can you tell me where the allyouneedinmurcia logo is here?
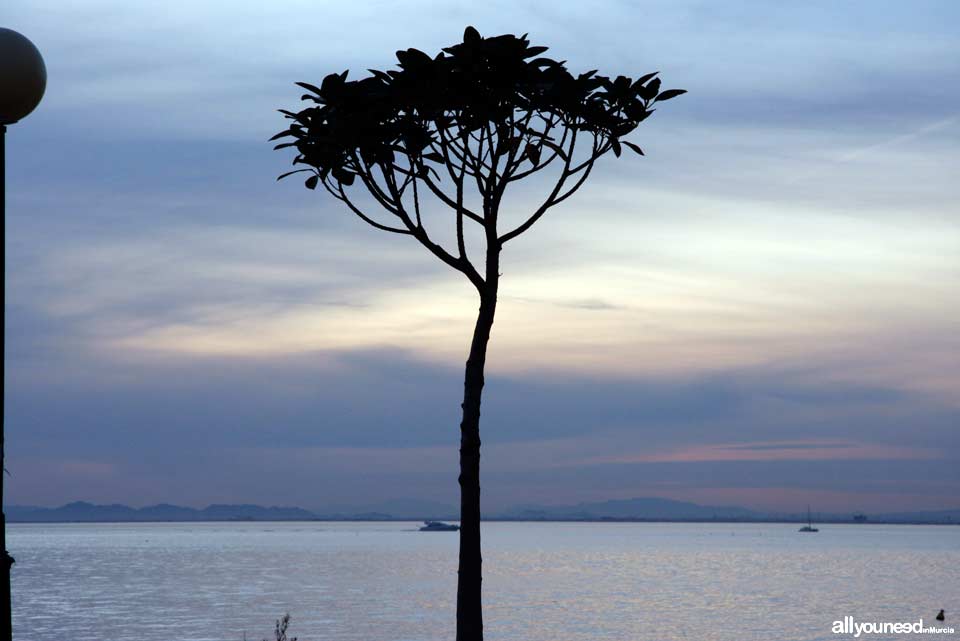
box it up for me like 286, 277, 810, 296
832, 616, 955, 637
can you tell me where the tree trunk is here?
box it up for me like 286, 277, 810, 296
455, 269, 498, 641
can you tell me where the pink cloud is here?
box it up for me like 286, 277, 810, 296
579, 440, 942, 465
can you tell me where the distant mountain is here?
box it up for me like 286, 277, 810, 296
6, 499, 958, 524
136, 503, 199, 520
317, 498, 458, 520
857, 509, 960, 524
8, 502, 138, 522
499, 497, 760, 521
766, 508, 960, 524
6, 499, 453, 523
6, 502, 317, 523
200, 504, 316, 521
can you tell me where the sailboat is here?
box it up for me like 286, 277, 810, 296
799, 506, 819, 532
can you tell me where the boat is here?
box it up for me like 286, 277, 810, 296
799, 506, 819, 532
419, 520, 459, 532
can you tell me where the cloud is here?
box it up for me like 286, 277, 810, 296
579, 441, 942, 464
2, 0, 957, 512
6, 345, 958, 510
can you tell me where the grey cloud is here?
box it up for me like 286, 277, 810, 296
488, 458, 960, 503
719, 442, 856, 452
6, 346, 957, 495
4, 0, 958, 512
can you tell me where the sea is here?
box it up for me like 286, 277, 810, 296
8, 521, 959, 641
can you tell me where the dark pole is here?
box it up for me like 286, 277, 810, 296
0, 28, 47, 639
1, 121, 12, 641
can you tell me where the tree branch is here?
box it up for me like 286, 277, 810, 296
421, 175, 485, 225
498, 127, 581, 244
376, 157, 485, 289
454, 154, 486, 291
507, 122, 569, 182
323, 178, 412, 235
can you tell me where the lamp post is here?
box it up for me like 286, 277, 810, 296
0, 27, 46, 641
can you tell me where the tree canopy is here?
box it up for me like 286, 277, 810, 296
272, 26, 684, 288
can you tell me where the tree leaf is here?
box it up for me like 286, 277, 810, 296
305, 175, 319, 190
641, 77, 661, 100
610, 139, 622, 157
655, 89, 687, 101
541, 140, 568, 161
277, 169, 312, 181
525, 143, 541, 165
295, 81, 323, 95
631, 72, 658, 90
622, 141, 644, 156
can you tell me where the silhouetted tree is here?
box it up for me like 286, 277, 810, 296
272, 26, 683, 641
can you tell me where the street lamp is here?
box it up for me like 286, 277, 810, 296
0, 27, 46, 641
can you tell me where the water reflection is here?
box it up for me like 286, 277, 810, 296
9, 522, 959, 641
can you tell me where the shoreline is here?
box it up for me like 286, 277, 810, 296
8, 517, 958, 526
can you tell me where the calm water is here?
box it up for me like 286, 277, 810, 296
8, 521, 959, 641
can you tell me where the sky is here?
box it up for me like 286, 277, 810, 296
3, 0, 958, 514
